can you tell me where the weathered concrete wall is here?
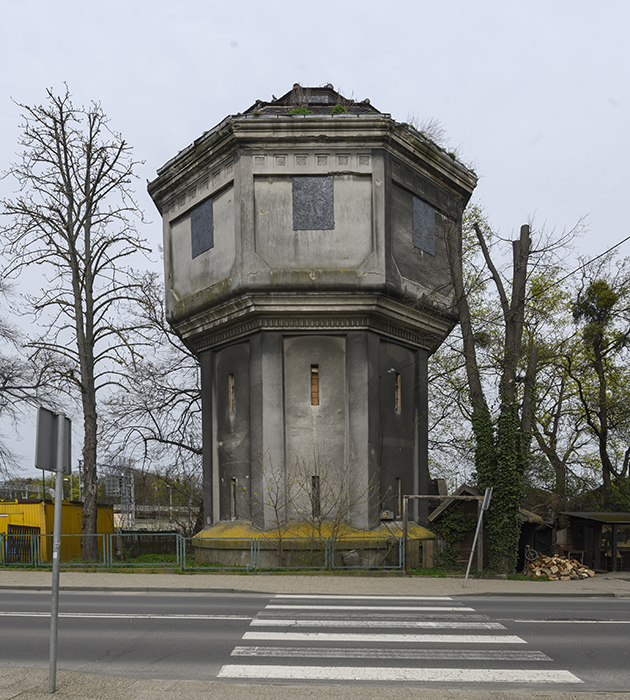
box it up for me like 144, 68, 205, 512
214, 342, 251, 521
254, 175, 373, 270
199, 330, 430, 531
378, 341, 417, 518
283, 335, 347, 523
169, 184, 235, 300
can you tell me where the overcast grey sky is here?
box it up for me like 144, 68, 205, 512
1, 0, 628, 476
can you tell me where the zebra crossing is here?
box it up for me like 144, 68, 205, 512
218, 594, 583, 685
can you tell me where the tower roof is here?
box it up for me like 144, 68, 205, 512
244, 84, 380, 116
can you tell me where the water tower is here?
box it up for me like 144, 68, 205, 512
148, 85, 476, 538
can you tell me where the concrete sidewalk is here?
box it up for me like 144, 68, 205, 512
3, 668, 630, 700
2, 567, 630, 596
3, 568, 630, 699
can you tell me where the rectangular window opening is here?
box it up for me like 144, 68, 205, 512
412, 195, 436, 256
395, 372, 402, 413
396, 478, 402, 519
228, 374, 235, 416
293, 176, 334, 231
191, 196, 214, 258
311, 475, 321, 521
230, 478, 237, 521
311, 365, 320, 406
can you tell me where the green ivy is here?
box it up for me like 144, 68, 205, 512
471, 401, 525, 572
288, 107, 313, 115
331, 104, 348, 114
433, 509, 476, 569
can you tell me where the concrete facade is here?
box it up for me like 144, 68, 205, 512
148, 86, 477, 533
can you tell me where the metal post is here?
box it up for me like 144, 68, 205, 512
463, 488, 492, 589
402, 495, 408, 574
49, 416, 65, 694
476, 498, 483, 572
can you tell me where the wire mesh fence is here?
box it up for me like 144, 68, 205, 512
256, 537, 329, 570
0, 532, 405, 571
38, 533, 109, 567
330, 536, 403, 570
182, 537, 255, 571
110, 532, 181, 567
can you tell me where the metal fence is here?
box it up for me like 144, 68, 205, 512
110, 532, 182, 568
0, 532, 404, 571
1, 527, 40, 566
256, 537, 329, 570
330, 536, 403, 570
181, 537, 255, 571
38, 533, 110, 567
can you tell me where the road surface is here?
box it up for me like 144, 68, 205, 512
1, 590, 628, 691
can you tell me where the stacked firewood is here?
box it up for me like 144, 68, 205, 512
526, 554, 596, 580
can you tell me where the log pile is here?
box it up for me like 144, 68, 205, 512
526, 554, 596, 580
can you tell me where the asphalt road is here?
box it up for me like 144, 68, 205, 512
1, 590, 629, 692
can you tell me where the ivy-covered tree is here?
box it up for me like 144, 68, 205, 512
443, 210, 580, 571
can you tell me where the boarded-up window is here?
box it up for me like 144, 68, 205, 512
312, 475, 321, 520
191, 197, 214, 258
230, 478, 237, 520
311, 365, 320, 406
413, 196, 436, 255
293, 176, 334, 230
228, 374, 235, 416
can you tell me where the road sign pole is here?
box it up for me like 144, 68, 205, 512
48, 416, 65, 694
463, 487, 493, 589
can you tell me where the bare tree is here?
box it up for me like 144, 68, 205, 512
0, 281, 59, 477
102, 272, 202, 468
1, 87, 149, 559
102, 272, 203, 531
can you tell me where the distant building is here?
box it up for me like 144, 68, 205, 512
148, 85, 476, 535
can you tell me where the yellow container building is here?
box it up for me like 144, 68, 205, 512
0, 500, 114, 563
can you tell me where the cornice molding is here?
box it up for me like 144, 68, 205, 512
171, 293, 457, 354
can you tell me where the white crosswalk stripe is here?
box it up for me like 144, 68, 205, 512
266, 604, 475, 612
249, 618, 505, 629
231, 646, 553, 661
219, 664, 581, 683
243, 631, 526, 644
218, 594, 584, 685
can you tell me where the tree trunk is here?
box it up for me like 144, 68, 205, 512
81, 398, 98, 561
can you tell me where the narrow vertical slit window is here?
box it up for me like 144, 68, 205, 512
228, 374, 235, 416
311, 475, 321, 520
395, 372, 402, 413
396, 477, 402, 519
311, 365, 320, 406
230, 478, 237, 520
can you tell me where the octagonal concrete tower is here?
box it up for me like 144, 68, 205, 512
148, 85, 477, 533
